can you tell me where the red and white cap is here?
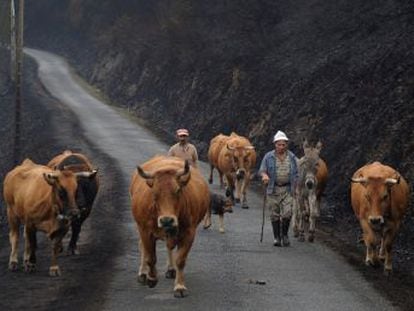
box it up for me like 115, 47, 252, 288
176, 128, 189, 136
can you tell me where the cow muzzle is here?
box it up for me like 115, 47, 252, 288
158, 216, 178, 236
236, 170, 245, 180
368, 216, 385, 231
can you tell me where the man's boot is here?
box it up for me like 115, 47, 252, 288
271, 220, 281, 247
282, 218, 291, 247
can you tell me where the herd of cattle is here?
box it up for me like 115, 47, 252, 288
2, 132, 410, 297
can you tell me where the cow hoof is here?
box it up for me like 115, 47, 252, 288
137, 274, 147, 285
165, 269, 176, 279
67, 246, 80, 256
219, 228, 225, 233
24, 262, 36, 273
174, 285, 188, 298
203, 223, 212, 230
365, 259, 379, 268
383, 268, 392, 277
49, 266, 61, 277
9, 261, 19, 272
147, 278, 158, 288
308, 235, 314, 243
241, 203, 249, 209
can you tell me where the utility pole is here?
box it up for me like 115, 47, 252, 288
10, 0, 16, 82
13, 0, 24, 165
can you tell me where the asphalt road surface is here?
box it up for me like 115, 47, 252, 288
13, 48, 396, 311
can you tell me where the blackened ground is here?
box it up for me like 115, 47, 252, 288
0, 53, 126, 310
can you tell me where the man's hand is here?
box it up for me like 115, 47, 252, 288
261, 174, 269, 185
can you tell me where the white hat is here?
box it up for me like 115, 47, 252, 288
273, 130, 289, 142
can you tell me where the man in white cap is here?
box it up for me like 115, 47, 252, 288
168, 128, 199, 168
258, 130, 298, 247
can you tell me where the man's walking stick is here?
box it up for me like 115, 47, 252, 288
260, 186, 267, 243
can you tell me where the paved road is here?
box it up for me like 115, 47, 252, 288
25, 48, 396, 311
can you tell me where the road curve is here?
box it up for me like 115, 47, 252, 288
25, 48, 396, 311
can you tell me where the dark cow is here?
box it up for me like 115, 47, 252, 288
351, 161, 410, 274
48, 150, 99, 255
130, 155, 209, 297
3, 159, 94, 276
203, 192, 233, 233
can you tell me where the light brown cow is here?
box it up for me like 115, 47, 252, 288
216, 132, 256, 209
208, 133, 229, 187
3, 159, 94, 276
47, 150, 99, 255
130, 155, 209, 297
293, 140, 328, 242
351, 161, 410, 274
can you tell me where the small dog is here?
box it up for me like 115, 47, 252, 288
203, 192, 233, 233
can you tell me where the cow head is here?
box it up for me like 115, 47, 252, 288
137, 160, 191, 236
226, 144, 255, 180
351, 175, 400, 231
43, 170, 92, 220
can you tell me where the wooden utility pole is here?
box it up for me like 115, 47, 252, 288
10, 0, 16, 82
13, 0, 24, 165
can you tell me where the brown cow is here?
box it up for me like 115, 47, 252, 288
203, 192, 233, 233
293, 140, 328, 242
48, 150, 99, 255
130, 155, 209, 297
208, 133, 229, 187
216, 132, 256, 209
3, 159, 95, 276
351, 161, 410, 274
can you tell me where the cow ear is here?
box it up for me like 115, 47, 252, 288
43, 172, 59, 186
178, 172, 191, 187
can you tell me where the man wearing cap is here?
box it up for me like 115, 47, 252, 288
258, 130, 298, 247
168, 129, 199, 168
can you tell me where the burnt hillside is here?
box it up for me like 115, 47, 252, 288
20, 1, 414, 217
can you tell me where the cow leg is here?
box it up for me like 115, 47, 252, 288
24, 225, 37, 273
165, 239, 176, 279
7, 208, 20, 271
240, 176, 250, 209
174, 230, 195, 298
140, 233, 158, 288
218, 169, 224, 188
68, 219, 83, 255
218, 213, 225, 233
361, 222, 379, 267
208, 165, 214, 184
137, 238, 149, 285
203, 207, 212, 229
49, 237, 64, 276
382, 224, 398, 274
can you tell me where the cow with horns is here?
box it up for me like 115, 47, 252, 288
130, 155, 209, 297
47, 150, 99, 255
350, 161, 410, 274
212, 132, 256, 208
3, 159, 95, 276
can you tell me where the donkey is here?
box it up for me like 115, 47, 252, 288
293, 139, 328, 242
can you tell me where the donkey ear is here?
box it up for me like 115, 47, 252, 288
303, 138, 310, 149
315, 141, 323, 151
